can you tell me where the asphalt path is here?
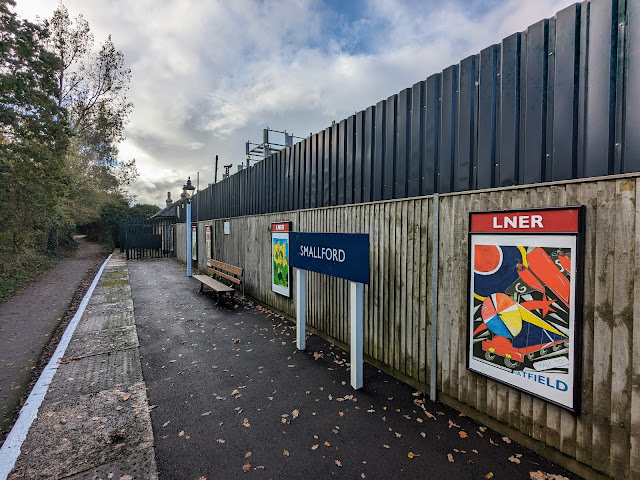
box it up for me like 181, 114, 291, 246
0, 237, 106, 443
129, 258, 580, 480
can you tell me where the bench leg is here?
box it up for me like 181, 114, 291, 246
199, 282, 204, 293
215, 292, 221, 305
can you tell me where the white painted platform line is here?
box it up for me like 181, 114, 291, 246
0, 254, 112, 480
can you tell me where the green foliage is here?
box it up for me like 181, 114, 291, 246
0, 1, 139, 299
0, 0, 70, 263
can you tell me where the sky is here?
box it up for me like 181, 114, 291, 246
16, 0, 576, 207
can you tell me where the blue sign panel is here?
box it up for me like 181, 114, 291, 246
289, 232, 370, 284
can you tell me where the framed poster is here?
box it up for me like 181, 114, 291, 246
205, 225, 212, 266
191, 225, 197, 261
468, 207, 583, 412
272, 222, 291, 297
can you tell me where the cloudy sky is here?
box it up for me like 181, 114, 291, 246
17, 0, 574, 207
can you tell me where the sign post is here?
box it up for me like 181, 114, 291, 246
296, 269, 306, 350
289, 232, 369, 389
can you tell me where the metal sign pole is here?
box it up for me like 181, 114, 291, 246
350, 281, 363, 389
186, 200, 192, 277
295, 268, 306, 350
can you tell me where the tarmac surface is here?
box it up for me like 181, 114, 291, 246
0, 253, 584, 479
129, 258, 581, 480
0, 237, 105, 442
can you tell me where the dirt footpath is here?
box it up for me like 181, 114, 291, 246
0, 237, 107, 444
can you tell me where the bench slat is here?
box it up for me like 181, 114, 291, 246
208, 268, 242, 285
193, 275, 235, 293
208, 259, 243, 277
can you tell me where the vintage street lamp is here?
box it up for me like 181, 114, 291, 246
183, 177, 196, 276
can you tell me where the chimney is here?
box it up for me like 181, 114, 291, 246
166, 191, 173, 207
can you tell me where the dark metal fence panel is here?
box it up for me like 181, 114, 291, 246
384, 94, 396, 200
363, 106, 375, 202
182, 0, 638, 223
409, 81, 424, 197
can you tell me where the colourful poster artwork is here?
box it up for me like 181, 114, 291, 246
272, 236, 289, 295
468, 233, 578, 411
271, 222, 291, 297
205, 225, 212, 267
191, 225, 197, 261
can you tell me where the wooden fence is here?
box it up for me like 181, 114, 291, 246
177, 174, 639, 479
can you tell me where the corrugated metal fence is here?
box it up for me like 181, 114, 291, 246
184, 0, 640, 223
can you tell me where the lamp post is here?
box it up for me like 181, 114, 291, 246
183, 177, 196, 276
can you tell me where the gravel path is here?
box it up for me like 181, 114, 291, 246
0, 237, 107, 444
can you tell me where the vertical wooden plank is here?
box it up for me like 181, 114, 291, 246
609, 178, 634, 478
394, 201, 402, 372
374, 202, 383, 362
399, 200, 409, 374
591, 181, 616, 474
631, 178, 640, 479
437, 195, 452, 394
384, 201, 392, 366
419, 198, 429, 385
411, 200, 421, 379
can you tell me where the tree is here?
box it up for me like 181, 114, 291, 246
47, 4, 132, 166
0, 0, 69, 258
44, 3, 138, 243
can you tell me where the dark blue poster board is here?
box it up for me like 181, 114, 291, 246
289, 232, 370, 284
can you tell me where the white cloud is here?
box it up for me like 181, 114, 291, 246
15, 0, 575, 207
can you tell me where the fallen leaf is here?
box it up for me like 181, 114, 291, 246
407, 452, 416, 459
245, 452, 252, 458
311, 444, 319, 450
339, 412, 344, 417
383, 444, 390, 449
447, 453, 454, 463
283, 449, 290, 456
243, 418, 250, 427
121, 394, 131, 401
394, 432, 402, 438
502, 436, 512, 444
115, 406, 123, 411
529, 471, 570, 480
508, 455, 521, 464
292, 409, 299, 419
91, 417, 100, 421
242, 462, 251, 473
485, 473, 494, 479
178, 430, 184, 437
216, 438, 225, 443
162, 421, 170, 427
335, 460, 342, 467
324, 441, 331, 447
201, 411, 212, 416
459, 431, 468, 439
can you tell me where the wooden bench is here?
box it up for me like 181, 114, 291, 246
193, 259, 243, 304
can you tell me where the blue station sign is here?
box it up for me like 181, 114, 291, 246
289, 232, 370, 284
